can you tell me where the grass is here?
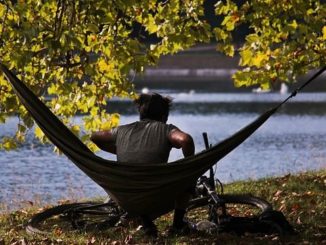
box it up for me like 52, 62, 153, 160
0, 170, 325, 244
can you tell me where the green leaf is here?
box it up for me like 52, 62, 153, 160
87, 23, 99, 33
0, 113, 6, 123
245, 34, 259, 43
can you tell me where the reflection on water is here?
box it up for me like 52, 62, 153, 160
0, 92, 325, 209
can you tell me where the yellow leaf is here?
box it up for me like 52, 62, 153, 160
224, 44, 234, 57
85, 46, 91, 52
87, 141, 100, 152
260, 82, 270, 91
2, 138, 17, 150
232, 71, 250, 87
87, 96, 96, 108
146, 14, 158, 34
100, 121, 112, 130
240, 48, 253, 66
90, 107, 98, 116
322, 26, 326, 40
288, 20, 298, 30
214, 27, 228, 41
71, 125, 80, 136
111, 113, 120, 127
98, 59, 112, 73
35, 126, 45, 139
252, 52, 268, 67
0, 4, 5, 17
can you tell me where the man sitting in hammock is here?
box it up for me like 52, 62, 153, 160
91, 93, 195, 236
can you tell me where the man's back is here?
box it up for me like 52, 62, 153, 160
91, 92, 195, 236
112, 119, 177, 164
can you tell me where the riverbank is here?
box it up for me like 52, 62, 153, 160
0, 170, 325, 244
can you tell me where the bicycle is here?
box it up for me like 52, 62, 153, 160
26, 133, 294, 235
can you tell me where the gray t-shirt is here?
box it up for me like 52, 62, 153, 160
111, 119, 178, 164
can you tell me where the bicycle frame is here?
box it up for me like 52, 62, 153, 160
200, 133, 227, 215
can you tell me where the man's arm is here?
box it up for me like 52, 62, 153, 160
168, 129, 195, 157
90, 130, 116, 154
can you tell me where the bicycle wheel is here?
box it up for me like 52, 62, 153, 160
187, 194, 275, 234
26, 201, 123, 234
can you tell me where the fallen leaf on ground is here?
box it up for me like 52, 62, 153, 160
296, 216, 302, 224
274, 190, 283, 197
87, 236, 96, 244
124, 235, 134, 244
279, 204, 287, 212
291, 203, 300, 212
111, 241, 121, 245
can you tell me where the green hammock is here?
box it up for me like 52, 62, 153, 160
0, 63, 324, 217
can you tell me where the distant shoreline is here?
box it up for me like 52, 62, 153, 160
134, 68, 326, 92
132, 50, 326, 92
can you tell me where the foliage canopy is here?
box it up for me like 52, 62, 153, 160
0, 0, 325, 150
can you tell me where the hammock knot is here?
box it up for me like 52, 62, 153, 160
290, 89, 298, 98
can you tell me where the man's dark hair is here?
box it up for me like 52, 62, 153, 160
134, 93, 172, 122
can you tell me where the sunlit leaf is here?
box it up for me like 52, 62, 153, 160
34, 126, 45, 140
240, 49, 253, 66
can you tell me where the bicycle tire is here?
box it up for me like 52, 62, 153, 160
187, 194, 295, 235
26, 202, 122, 234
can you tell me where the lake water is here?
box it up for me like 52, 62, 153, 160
1, 91, 326, 210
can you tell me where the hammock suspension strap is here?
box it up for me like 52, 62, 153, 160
276, 66, 326, 109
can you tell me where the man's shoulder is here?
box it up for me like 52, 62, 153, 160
152, 121, 179, 131
116, 122, 138, 130
118, 120, 178, 132
122, 121, 138, 127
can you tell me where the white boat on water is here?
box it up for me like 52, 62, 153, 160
280, 83, 289, 94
